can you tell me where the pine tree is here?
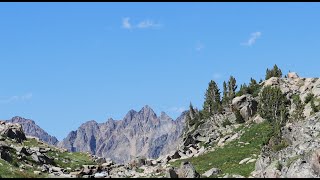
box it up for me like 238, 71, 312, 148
248, 77, 261, 97
203, 80, 222, 118
186, 102, 197, 127
228, 76, 237, 103
258, 86, 288, 125
236, 83, 249, 97
292, 95, 305, 121
222, 81, 229, 106
234, 109, 245, 123
265, 68, 270, 80
265, 64, 283, 80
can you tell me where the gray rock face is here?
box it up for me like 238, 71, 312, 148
0, 120, 26, 143
253, 112, 320, 178
232, 94, 258, 121
6, 116, 58, 146
59, 105, 186, 164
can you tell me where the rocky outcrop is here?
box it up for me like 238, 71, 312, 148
0, 121, 26, 143
252, 112, 320, 178
232, 94, 258, 121
288, 72, 299, 79
165, 161, 200, 178
59, 105, 186, 164
6, 116, 58, 145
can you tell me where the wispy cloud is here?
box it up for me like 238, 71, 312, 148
168, 107, 186, 114
195, 42, 205, 51
137, 20, 161, 29
241, 32, 262, 46
122, 17, 132, 29
213, 73, 222, 80
0, 93, 33, 104
122, 17, 162, 30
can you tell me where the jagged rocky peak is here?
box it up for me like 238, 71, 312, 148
80, 120, 98, 127
160, 111, 173, 121
138, 105, 157, 118
123, 109, 137, 122
10, 116, 36, 125
59, 105, 186, 163
6, 116, 59, 146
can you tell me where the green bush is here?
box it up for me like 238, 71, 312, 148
271, 139, 289, 152
304, 93, 314, 104
311, 99, 319, 113
222, 118, 232, 127
265, 64, 282, 80
235, 109, 245, 123
291, 94, 305, 121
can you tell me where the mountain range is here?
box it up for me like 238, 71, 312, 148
5, 105, 186, 164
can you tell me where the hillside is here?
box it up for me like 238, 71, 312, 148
160, 69, 320, 178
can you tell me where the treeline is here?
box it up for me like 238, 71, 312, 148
184, 64, 320, 151
185, 64, 284, 129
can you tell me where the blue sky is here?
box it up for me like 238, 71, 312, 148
1, 2, 320, 140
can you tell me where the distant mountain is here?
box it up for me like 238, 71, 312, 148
7, 116, 59, 146
58, 105, 186, 164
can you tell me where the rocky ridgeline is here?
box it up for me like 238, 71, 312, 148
0, 119, 201, 178
58, 105, 186, 164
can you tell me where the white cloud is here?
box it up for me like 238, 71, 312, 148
122, 17, 161, 30
195, 42, 205, 51
213, 73, 222, 79
169, 107, 186, 114
21, 93, 33, 100
122, 17, 132, 29
241, 32, 262, 46
0, 93, 33, 103
137, 20, 161, 29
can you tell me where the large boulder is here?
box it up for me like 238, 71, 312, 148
0, 121, 26, 143
176, 161, 200, 178
165, 167, 178, 178
287, 72, 299, 79
253, 114, 266, 124
31, 151, 54, 165
232, 94, 258, 121
0, 142, 13, 162
311, 149, 320, 175
312, 78, 320, 97
202, 167, 221, 177
264, 77, 280, 87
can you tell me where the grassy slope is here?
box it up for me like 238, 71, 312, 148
170, 121, 273, 177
